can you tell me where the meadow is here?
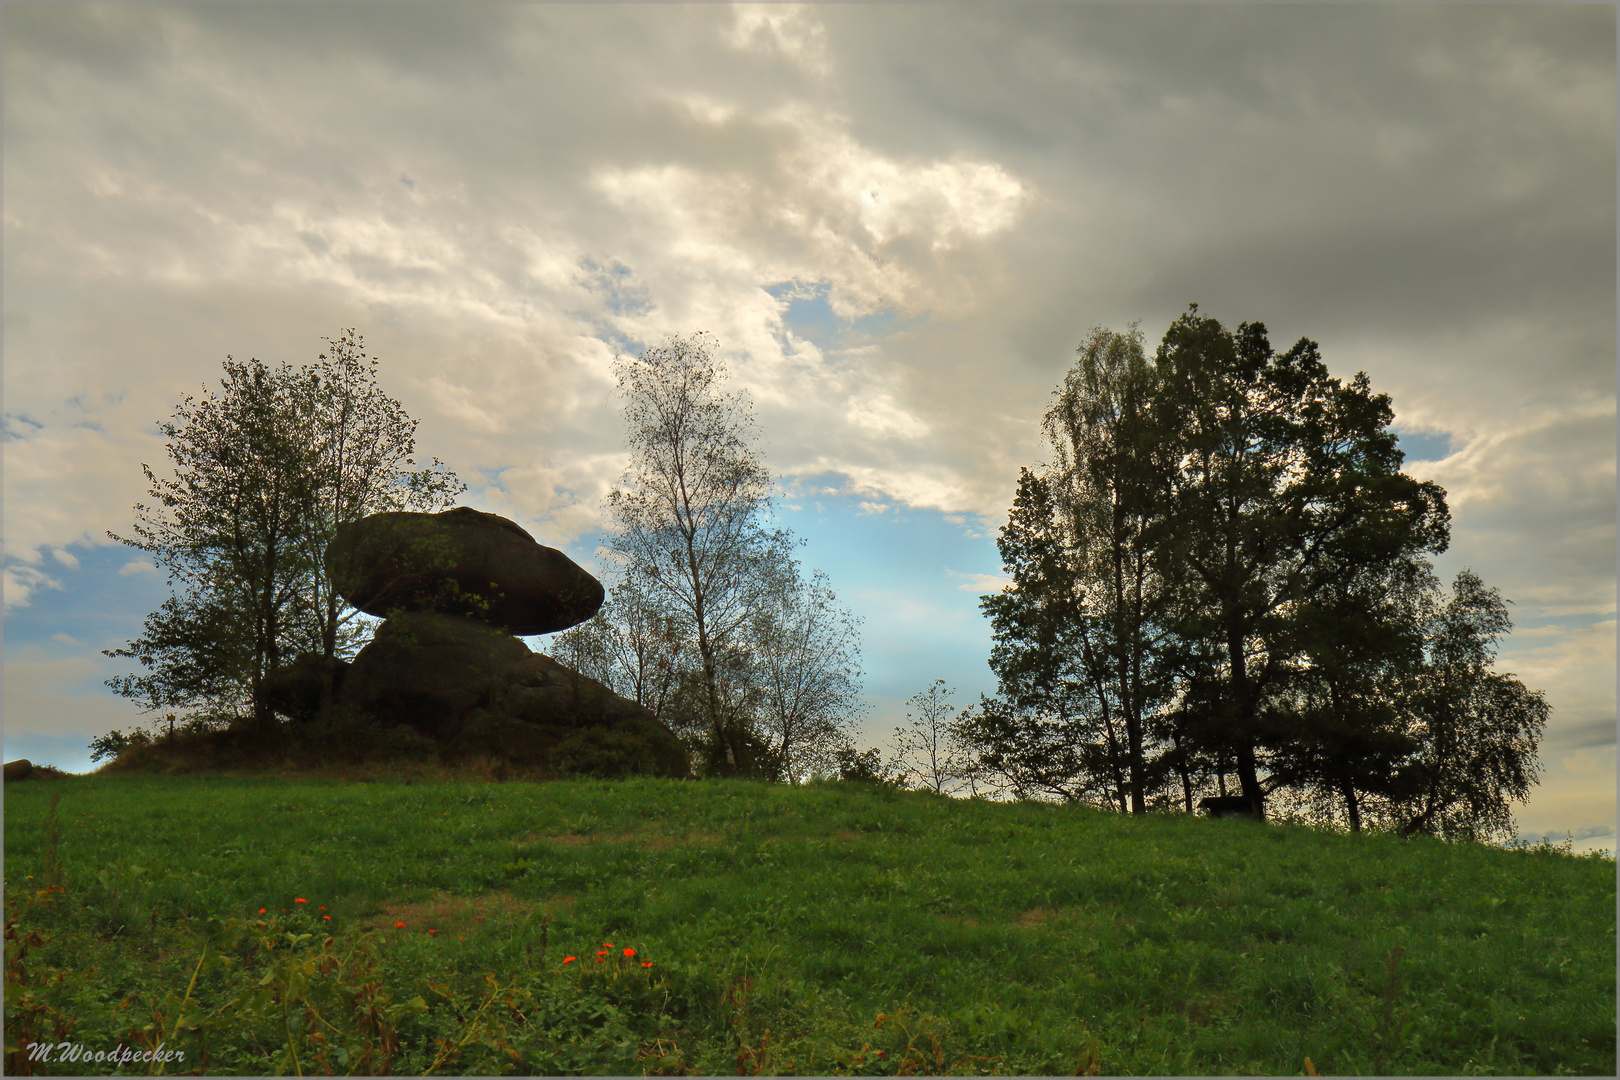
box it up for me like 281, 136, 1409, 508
3, 771, 1614, 1076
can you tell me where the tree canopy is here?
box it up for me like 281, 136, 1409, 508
961, 305, 1545, 843
105, 333, 462, 729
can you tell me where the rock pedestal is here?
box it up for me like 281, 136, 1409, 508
269, 506, 686, 777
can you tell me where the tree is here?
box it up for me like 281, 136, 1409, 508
106, 337, 461, 729
1265, 551, 1435, 832
890, 680, 988, 796
968, 469, 1131, 806
1042, 324, 1179, 813
1151, 305, 1450, 820
298, 329, 463, 663
549, 573, 691, 722
1379, 570, 1549, 843
748, 560, 865, 784
603, 332, 791, 774
107, 357, 324, 729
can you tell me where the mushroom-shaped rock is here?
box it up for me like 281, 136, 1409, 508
325, 507, 604, 634
339, 611, 532, 738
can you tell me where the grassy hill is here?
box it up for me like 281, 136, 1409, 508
4, 771, 1613, 1075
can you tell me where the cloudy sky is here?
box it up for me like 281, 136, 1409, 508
4, 4, 1613, 851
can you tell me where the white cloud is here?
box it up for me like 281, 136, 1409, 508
948, 571, 1013, 595
118, 560, 157, 577
3, 564, 60, 610
727, 4, 830, 78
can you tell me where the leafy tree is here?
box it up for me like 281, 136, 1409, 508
106, 358, 324, 729
1151, 305, 1450, 820
298, 329, 463, 662
967, 469, 1130, 806
1266, 552, 1435, 831
603, 331, 799, 775
1042, 324, 1179, 812
748, 560, 865, 784
105, 337, 461, 729
1383, 570, 1549, 843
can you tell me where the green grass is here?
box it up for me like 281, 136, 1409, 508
4, 773, 1614, 1075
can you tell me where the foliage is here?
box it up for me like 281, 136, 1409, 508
3, 773, 1613, 1076
968, 306, 1540, 842
596, 332, 864, 781
603, 332, 788, 773
102, 333, 461, 734
748, 561, 866, 784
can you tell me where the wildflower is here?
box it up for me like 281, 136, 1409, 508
395, 921, 406, 928
323, 916, 331, 921
642, 962, 654, 968
563, 956, 576, 964
428, 928, 437, 934
259, 908, 266, 914
602, 942, 614, 948
295, 898, 307, 904
624, 947, 635, 958
596, 950, 609, 956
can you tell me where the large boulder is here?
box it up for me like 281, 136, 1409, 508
4, 759, 33, 782
262, 653, 350, 721
325, 507, 604, 635
340, 611, 532, 738
336, 610, 687, 775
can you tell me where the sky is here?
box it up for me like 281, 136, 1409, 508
3, 4, 1613, 854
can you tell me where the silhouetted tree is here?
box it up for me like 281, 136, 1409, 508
1152, 305, 1450, 820
105, 337, 460, 729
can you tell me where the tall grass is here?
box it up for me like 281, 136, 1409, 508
4, 773, 1613, 1075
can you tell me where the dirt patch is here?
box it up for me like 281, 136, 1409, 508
1017, 907, 1051, 927
370, 891, 564, 936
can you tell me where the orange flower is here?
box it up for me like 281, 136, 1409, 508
323, 915, 331, 921
596, 949, 608, 956
395, 921, 406, 928
602, 942, 613, 948
563, 956, 576, 963
624, 948, 635, 958
259, 908, 266, 914
641, 961, 654, 968
295, 898, 307, 904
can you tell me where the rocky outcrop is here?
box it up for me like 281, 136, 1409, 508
291, 506, 687, 778
4, 759, 32, 782
325, 506, 604, 635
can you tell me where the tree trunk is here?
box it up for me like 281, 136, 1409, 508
1341, 779, 1362, 833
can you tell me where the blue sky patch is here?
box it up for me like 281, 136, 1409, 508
1394, 429, 1452, 463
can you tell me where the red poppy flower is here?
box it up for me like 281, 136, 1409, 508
624, 947, 635, 957
295, 898, 307, 904
641, 961, 654, 968
563, 956, 576, 963
323, 915, 331, 920
395, 921, 406, 928
259, 908, 266, 914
